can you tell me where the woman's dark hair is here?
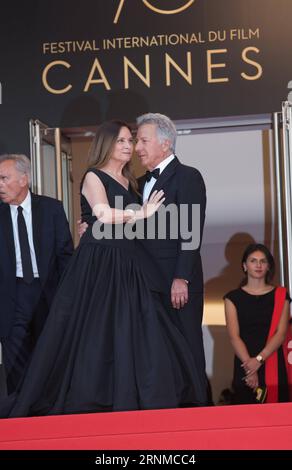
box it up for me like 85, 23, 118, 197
240, 243, 275, 286
87, 120, 138, 194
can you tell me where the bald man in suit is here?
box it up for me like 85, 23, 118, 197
0, 154, 73, 393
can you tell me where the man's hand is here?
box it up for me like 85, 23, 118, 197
77, 219, 88, 238
171, 278, 188, 309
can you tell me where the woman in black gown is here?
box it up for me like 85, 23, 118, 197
224, 243, 290, 404
0, 120, 207, 418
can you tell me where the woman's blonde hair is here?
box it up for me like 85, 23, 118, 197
87, 120, 138, 193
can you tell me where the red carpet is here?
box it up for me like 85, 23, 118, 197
0, 403, 292, 449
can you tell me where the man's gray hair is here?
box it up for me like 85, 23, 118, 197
137, 113, 177, 153
0, 154, 31, 186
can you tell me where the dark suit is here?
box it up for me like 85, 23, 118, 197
0, 193, 73, 392
138, 156, 207, 404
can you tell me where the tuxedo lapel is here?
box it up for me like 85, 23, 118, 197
0, 203, 16, 271
149, 156, 179, 196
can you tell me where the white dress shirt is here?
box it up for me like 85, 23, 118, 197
10, 191, 39, 278
143, 154, 175, 202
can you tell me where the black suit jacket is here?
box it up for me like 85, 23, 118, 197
137, 157, 206, 294
0, 193, 74, 337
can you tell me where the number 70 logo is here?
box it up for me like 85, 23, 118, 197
114, 0, 195, 24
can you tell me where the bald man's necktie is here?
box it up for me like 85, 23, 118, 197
17, 206, 34, 284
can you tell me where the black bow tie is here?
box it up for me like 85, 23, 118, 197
145, 168, 160, 182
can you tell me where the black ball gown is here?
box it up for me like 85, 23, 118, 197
0, 168, 207, 417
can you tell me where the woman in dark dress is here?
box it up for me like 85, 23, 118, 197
0, 120, 207, 418
224, 244, 289, 404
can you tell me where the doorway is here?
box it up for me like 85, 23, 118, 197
29, 120, 74, 233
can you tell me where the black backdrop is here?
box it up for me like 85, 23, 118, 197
0, 0, 292, 154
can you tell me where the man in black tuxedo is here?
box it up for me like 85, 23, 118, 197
0, 154, 73, 393
135, 113, 208, 404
